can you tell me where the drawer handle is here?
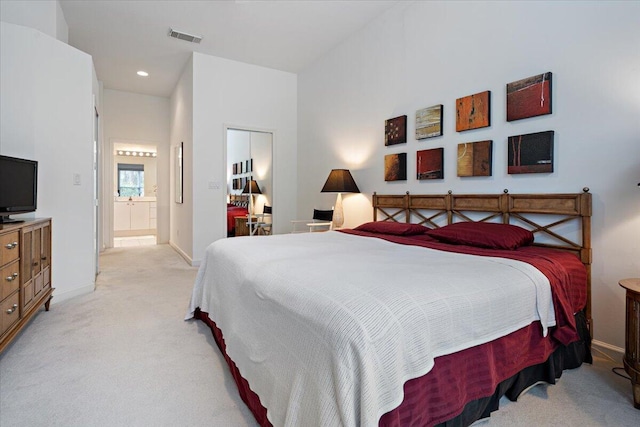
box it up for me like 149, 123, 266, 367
41, 256, 48, 261
4, 242, 18, 250
6, 304, 18, 314
5, 273, 18, 282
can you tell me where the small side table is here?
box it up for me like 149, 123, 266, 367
619, 278, 640, 409
235, 216, 257, 237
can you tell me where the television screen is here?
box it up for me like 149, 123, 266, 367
0, 155, 38, 222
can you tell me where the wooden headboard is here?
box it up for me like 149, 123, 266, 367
229, 194, 250, 206
372, 189, 593, 334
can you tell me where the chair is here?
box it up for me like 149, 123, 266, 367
291, 209, 333, 233
254, 205, 272, 235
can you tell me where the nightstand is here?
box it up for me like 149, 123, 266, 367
619, 278, 640, 409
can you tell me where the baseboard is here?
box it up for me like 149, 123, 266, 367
169, 241, 197, 266
51, 283, 95, 304
591, 339, 624, 363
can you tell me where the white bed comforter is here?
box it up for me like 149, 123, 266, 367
186, 231, 555, 426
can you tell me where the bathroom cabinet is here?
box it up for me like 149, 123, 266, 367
114, 200, 156, 236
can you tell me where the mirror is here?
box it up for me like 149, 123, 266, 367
226, 129, 273, 237
175, 142, 183, 204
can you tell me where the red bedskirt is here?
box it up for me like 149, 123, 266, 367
194, 308, 590, 427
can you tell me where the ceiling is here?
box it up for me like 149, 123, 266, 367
60, 0, 398, 98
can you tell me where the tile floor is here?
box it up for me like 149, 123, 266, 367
113, 235, 157, 247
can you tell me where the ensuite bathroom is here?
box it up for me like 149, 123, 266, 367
112, 143, 157, 247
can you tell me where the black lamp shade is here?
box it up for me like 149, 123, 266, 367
321, 169, 360, 193
242, 179, 261, 194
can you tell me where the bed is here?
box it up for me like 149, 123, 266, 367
187, 190, 592, 426
227, 194, 250, 237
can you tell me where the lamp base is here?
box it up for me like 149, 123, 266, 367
333, 193, 344, 229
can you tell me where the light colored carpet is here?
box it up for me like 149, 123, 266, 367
1, 244, 638, 426
0, 244, 255, 427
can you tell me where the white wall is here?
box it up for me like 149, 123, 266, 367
297, 1, 640, 350
169, 58, 194, 262
102, 89, 170, 245
0, 0, 68, 42
1, 21, 95, 302
171, 52, 296, 264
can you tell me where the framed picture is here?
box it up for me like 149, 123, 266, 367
457, 140, 493, 177
174, 142, 183, 203
508, 131, 554, 174
416, 148, 444, 180
507, 72, 552, 121
456, 90, 491, 132
385, 115, 407, 146
384, 153, 407, 181
416, 104, 443, 139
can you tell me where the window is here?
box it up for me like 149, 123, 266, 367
118, 163, 144, 197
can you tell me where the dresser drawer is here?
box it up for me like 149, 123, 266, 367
0, 260, 20, 301
0, 231, 20, 266
0, 291, 20, 337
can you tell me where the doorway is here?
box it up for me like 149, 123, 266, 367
112, 142, 158, 247
226, 128, 273, 237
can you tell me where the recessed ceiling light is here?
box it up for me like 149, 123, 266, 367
137, 71, 149, 77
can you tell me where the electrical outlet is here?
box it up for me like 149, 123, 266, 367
73, 173, 81, 185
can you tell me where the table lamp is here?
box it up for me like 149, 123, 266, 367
242, 179, 261, 215
321, 169, 360, 228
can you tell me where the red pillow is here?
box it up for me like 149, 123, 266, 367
425, 222, 534, 250
405, 233, 439, 243
354, 221, 429, 236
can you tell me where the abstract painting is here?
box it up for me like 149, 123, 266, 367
385, 115, 407, 146
457, 140, 493, 177
508, 131, 554, 174
384, 153, 407, 181
456, 90, 491, 132
507, 72, 552, 121
416, 105, 443, 139
416, 148, 444, 180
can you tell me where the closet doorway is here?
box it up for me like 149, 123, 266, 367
112, 142, 158, 247
226, 128, 273, 237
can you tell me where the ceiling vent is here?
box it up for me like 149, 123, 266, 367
168, 28, 202, 44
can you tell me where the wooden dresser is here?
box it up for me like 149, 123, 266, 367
0, 218, 53, 354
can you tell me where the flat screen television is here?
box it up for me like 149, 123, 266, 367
0, 155, 38, 224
